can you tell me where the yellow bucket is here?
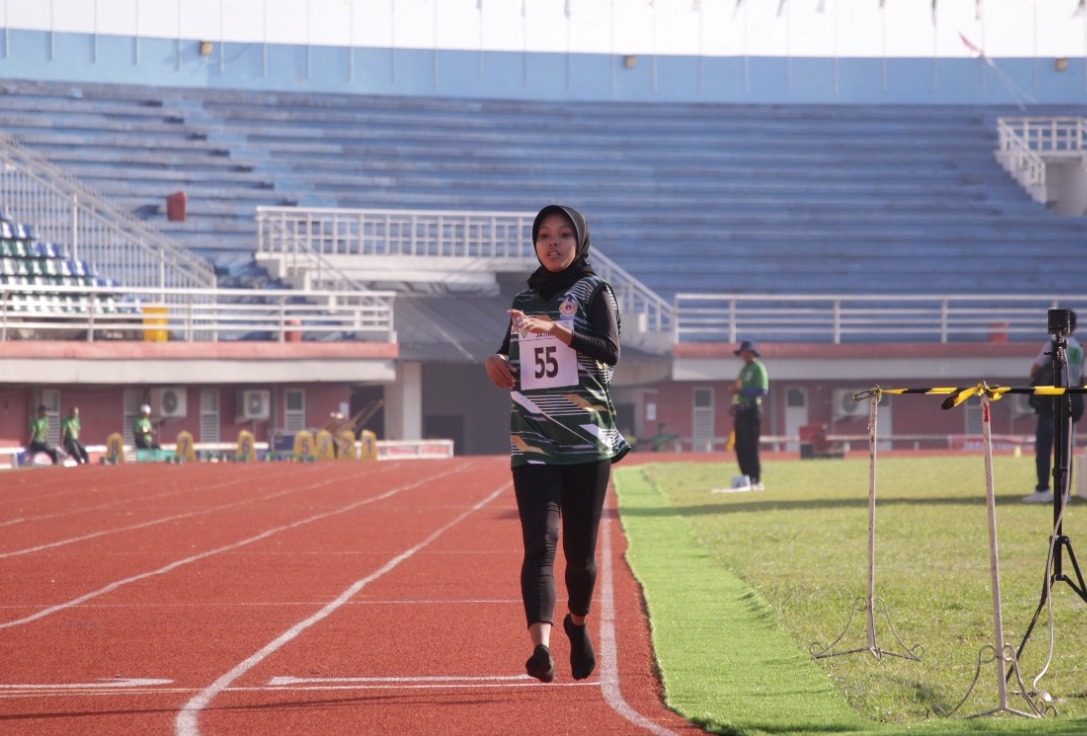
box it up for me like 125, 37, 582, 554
142, 305, 168, 342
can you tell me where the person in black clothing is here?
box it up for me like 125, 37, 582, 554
484, 204, 628, 683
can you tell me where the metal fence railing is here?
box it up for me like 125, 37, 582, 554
994, 116, 1087, 203
673, 294, 1087, 344
0, 283, 396, 343
998, 116, 1087, 154
0, 131, 216, 293
255, 206, 675, 336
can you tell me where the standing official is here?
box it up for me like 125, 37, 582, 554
1023, 310, 1084, 504
728, 341, 769, 491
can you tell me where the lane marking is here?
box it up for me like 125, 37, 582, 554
0, 465, 391, 559
598, 510, 682, 736
174, 476, 509, 736
269, 675, 527, 685
0, 678, 593, 701
0, 678, 174, 692
258, 680, 597, 691
0, 596, 521, 612
0, 465, 317, 529
269, 675, 541, 686
0, 464, 469, 630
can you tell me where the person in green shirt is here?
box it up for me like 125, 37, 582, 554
728, 340, 769, 491
649, 422, 678, 452
61, 406, 90, 464
133, 404, 160, 450
26, 405, 59, 465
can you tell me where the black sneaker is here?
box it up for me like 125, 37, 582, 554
525, 644, 555, 683
563, 614, 596, 680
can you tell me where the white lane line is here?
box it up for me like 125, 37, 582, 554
0, 678, 174, 692
598, 512, 682, 736
0, 677, 592, 701
0, 596, 521, 612
257, 680, 597, 692
0, 465, 466, 631
0, 466, 388, 559
269, 675, 534, 686
0, 466, 316, 529
174, 479, 509, 736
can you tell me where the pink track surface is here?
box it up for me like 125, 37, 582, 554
0, 458, 706, 735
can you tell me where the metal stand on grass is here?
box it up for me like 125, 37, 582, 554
1008, 313, 1087, 706
809, 388, 923, 662
942, 393, 1043, 719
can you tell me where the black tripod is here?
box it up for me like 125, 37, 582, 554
1014, 312, 1087, 667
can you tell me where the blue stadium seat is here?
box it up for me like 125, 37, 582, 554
0, 80, 1084, 303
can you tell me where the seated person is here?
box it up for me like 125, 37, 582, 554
133, 404, 161, 450
27, 405, 60, 464
649, 422, 678, 452
810, 425, 843, 457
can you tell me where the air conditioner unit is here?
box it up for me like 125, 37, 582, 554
149, 387, 187, 418
237, 390, 271, 421
833, 389, 867, 419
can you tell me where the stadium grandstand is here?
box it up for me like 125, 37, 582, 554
1, 0, 1086, 464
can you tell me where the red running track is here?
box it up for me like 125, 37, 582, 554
0, 458, 706, 735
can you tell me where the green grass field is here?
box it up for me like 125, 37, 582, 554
614, 454, 1087, 736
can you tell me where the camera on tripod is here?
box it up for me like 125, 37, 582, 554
1049, 308, 1072, 338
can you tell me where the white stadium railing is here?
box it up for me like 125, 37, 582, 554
0, 283, 396, 342
256, 205, 675, 338
0, 132, 217, 291
995, 116, 1087, 204
674, 294, 1087, 344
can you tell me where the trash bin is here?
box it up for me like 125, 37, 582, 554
166, 191, 187, 222
987, 322, 1008, 343
142, 304, 168, 342
285, 318, 301, 343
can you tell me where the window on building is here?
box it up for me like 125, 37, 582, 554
40, 389, 60, 446
201, 389, 220, 443
284, 389, 306, 432
692, 387, 715, 452
787, 387, 806, 408
122, 389, 143, 447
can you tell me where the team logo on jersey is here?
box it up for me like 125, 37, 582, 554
560, 294, 578, 318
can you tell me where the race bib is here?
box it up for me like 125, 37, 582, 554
519, 319, 578, 390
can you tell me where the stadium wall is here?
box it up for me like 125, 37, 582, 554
0, 383, 358, 458
0, 29, 1084, 105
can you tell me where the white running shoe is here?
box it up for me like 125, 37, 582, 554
751, 482, 765, 491
1022, 489, 1054, 504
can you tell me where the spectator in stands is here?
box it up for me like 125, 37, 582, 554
484, 204, 628, 684
26, 405, 60, 465
61, 406, 90, 464
728, 340, 769, 491
133, 404, 161, 450
649, 422, 678, 452
1024, 310, 1084, 504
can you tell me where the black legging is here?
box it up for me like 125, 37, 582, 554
734, 407, 762, 482
512, 460, 610, 628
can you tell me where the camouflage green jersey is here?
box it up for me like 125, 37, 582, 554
506, 275, 628, 467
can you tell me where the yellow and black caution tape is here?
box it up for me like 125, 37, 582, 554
856, 383, 1087, 411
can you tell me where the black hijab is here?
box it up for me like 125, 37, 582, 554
526, 204, 596, 300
